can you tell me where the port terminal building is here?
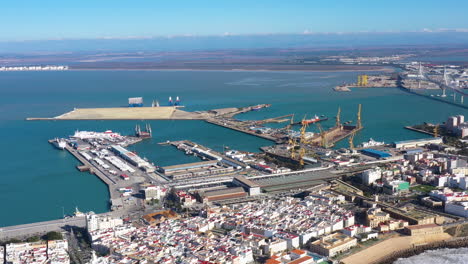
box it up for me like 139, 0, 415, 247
111, 145, 155, 172
233, 175, 261, 196
159, 160, 234, 180
360, 148, 392, 159
393, 137, 443, 149
200, 187, 248, 203
159, 160, 219, 174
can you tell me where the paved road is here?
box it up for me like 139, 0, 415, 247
0, 216, 86, 241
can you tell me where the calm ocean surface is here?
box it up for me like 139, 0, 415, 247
0, 70, 467, 227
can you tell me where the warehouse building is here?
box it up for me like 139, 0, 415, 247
111, 145, 155, 172
233, 175, 261, 196
360, 148, 392, 159
201, 187, 247, 203
159, 160, 218, 174
393, 137, 443, 149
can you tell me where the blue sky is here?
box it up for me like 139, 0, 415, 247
1, 0, 468, 41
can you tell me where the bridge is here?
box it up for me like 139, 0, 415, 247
406, 64, 467, 107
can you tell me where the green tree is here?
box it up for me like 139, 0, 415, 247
25, 236, 40, 242
44, 231, 63, 241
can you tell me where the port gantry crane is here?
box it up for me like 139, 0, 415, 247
284, 114, 295, 131
357, 104, 363, 129
298, 116, 311, 166
349, 130, 356, 150
336, 106, 342, 130
316, 123, 328, 148
434, 124, 439, 138
288, 137, 297, 159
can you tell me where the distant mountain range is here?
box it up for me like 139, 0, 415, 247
2, 32, 468, 53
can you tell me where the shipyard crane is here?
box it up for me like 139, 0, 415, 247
316, 123, 328, 148
349, 131, 356, 150
284, 114, 295, 130
299, 115, 309, 144
298, 117, 313, 166
357, 104, 363, 129
434, 124, 439, 138
299, 148, 306, 166
336, 107, 342, 129
288, 137, 297, 159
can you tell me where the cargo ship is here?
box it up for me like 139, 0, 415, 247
294, 115, 328, 125
251, 104, 271, 111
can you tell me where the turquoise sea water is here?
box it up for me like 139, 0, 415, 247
1, 70, 467, 227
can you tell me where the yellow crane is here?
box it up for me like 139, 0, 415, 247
357, 74, 368, 86
288, 137, 297, 159
299, 148, 306, 166
336, 106, 342, 129
284, 114, 295, 131
300, 115, 309, 145
349, 131, 356, 150
434, 124, 439, 138
357, 104, 362, 129
316, 123, 328, 148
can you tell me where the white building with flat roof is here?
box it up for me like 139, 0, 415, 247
360, 167, 382, 185
86, 213, 123, 232
445, 201, 468, 217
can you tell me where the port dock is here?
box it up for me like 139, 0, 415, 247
60, 143, 117, 186
404, 126, 436, 136
26, 104, 269, 121
47, 133, 161, 212
205, 118, 279, 142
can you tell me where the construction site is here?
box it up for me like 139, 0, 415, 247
334, 74, 399, 91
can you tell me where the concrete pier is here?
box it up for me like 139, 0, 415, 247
64, 145, 117, 186
0, 217, 86, 241
26, 105, 263, 121
205, 118, 279, 142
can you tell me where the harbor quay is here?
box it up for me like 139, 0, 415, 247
25, 103, 265, 121
6, 98, 468, 263
0, 216, 86, 241
4, 123, 468, 263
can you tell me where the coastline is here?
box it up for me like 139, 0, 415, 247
376, 237, 468, 264
66, 66, 395, 73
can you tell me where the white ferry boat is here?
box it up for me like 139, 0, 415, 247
52, 138, 67, 150
71, 130, 122, 140
360, 138, 385, 148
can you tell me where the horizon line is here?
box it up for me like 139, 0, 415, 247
2, 28, 468, 43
